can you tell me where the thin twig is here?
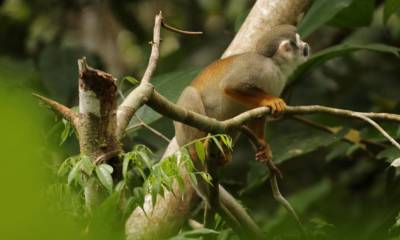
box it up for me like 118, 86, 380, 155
135, 115, 170, 143
125, 117, 170, 143
125, 123, 144, 132
161, 21, 203, 35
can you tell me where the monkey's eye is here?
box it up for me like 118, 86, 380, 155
289, 40, 298, 49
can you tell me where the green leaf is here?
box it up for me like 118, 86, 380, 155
122, 154, 132, 180
384, 0, 400, 24
151, 180, 161, 206
67, 161, 81, 185
199, 172, 213, 185
290, 43, 400, 82
115, 181, 125, 192
298, 0, 354, 37
121, 76, 139, 86
194, 141, 206, 164
80, 155, 94, 176
188, 173, 198, 186
175, 175, 185, 193
95, 164, 114, 193
168, 228, 219, 240
102, 163, 114, 174
138, 151, 152, 169
377, 146, 400, 163
329, 0, 374, 28
219, 135, 233, 150
58, 155, 79, 177
211, 136, 225, 155
59, 119, 73, 146
134, 167, 147, 180
134, 187, 145, 207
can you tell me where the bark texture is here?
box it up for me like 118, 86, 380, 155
77, 58, 121, 160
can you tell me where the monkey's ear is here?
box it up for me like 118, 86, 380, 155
276, 40, 292, 56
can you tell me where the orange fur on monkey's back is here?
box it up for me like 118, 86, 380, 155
191, 55, 238, 90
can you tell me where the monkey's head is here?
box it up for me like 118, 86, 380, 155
256, 25, 310, 67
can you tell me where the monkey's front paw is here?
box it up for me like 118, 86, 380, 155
261, 97, 286, 115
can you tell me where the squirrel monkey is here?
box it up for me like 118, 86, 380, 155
174, 25, 310, 222
175, 25, 309, 166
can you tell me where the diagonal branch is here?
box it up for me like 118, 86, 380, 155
33, 93, 78, 127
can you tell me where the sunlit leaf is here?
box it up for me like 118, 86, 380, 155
58, 155, 79, 177
200, 172, 213, 185
122, 154, 132, 180
195, 141, 206, 164
80, 155, 94, 176
67, 161, 81, 185
378, 146, 400, 164
59, 119, 73, 146
121, 76, 139, 86
151, 180, 161, 206
189, 173, 198, 186
95, 164, 114, 193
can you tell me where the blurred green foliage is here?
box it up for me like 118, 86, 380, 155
2, 0, 400, 239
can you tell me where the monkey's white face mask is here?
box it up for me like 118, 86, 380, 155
276, 33, 310, 66
273, 33, 309, 77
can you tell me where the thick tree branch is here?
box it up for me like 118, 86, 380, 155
222, 0, 310, 58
